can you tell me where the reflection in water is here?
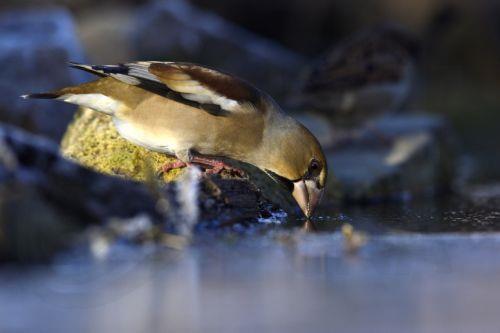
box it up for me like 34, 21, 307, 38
301, 219, 316, 232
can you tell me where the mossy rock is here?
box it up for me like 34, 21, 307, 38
61, 108, 182, 182
60, 108, 298, 214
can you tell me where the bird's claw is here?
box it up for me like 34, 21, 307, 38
190, 156, 245, 177
159, 158, 245, 178
160, 160, 188, 174
203, 163, 245, 177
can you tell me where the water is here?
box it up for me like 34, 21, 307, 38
1, 193, 500, 333
313, 197, 500, 233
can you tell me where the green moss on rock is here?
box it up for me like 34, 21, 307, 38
60, 108, 182, 182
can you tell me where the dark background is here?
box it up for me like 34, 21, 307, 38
190, 0, 500, 183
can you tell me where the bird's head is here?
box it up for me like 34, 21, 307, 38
264, 120, 328, 218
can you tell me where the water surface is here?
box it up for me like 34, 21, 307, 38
2, 193, 500, 333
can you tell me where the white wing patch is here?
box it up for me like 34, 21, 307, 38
140, 62, 245, 112
180, 93, 240, 111
59, 93, 123, 115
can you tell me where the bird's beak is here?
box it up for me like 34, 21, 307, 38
292, 179, 324, 218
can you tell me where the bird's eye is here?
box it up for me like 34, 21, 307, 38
308, 159, 321, 176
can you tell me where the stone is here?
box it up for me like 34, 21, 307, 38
0, 124, 158, 261
321, 113, 456, 202
464, 183, 500, 206
131, 0, 305, 101
0, 9, 87, 140
0, 126, 162, 220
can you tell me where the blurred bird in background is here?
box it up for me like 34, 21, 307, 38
293, 24, 420, 144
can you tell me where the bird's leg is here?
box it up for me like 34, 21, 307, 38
159, 149, 245, 177
160, 149, 193, 174
190, 156, 245, 177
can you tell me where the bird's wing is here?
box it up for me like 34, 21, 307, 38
70, 61, 264, 115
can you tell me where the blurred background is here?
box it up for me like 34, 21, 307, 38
0, 0, 500, 181
0, 0, 499, 183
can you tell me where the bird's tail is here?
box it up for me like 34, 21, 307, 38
21, 67, 121, 116
21, 92, 63, 100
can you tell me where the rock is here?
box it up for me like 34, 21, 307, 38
0, 123, 286, 261
291, 112, 456, 202
132, 0, 305, 101
0, 9, 87, 140
464, 183, 500, 206
0, 125, 162, 220
0, 124, 159, 261
321, 113, 455, 202
0, 185, 75, 262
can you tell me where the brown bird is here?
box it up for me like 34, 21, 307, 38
23, 61, 327, 217
297, 24, 420, 129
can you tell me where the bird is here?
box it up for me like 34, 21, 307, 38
296, 24, 420, 130
23, 61, 328, 218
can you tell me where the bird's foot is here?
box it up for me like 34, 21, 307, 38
161, 160, 188, 173
191, 156, 246, 177
159, 157, 245, 177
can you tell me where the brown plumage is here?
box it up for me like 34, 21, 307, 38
23, 61, 327, 217
298, 24, 420, 128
